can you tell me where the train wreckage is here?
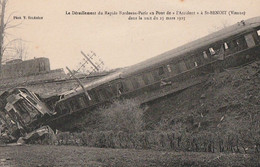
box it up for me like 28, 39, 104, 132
0, 88, 55, 143
1, 16, 260, 143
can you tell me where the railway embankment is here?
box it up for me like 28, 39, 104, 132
1, 60, 259, 166
51, 60, 259, 154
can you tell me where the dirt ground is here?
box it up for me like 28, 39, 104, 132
0, 145, 259, 167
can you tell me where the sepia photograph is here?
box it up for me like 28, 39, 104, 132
0, 0, 260, 166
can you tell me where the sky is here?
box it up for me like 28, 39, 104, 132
4, 0, 260, 72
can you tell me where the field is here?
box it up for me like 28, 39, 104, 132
0, 145, 259, 167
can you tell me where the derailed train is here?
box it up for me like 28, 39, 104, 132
0, 88, 55, 138
51, 17, 260, 118
1, 16, 260, 137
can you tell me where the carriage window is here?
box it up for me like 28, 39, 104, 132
224, 42, 229, 50
131, 77, 140, 89
244, 34, 256, 48
89, 90, 99, 102
232, 40, 239, 48
257, 30, 260, 36
78, 96, 86, 108
178, 61, 187, 72
142, 74, 149, 85
171, 63, 179, 75
57, 105, 63, 113
70, 99, 81, 110
58, 102, 69, 113
166, 64, 172, 72
158, 67, 164, 75
184, 58, 192, 69
26, 96, 37, 106
209, 48, 215, 55
236, 37, 247, 50
186, 55, 199, 69
123, 79, 134, 91
203, 51, 208, 59
117, 82, 124, 95
195, 53, 203, 65
14, 103, 31, 122
97, 89, 106, 101
104, 86, 114, 97
93, 90, 101, 102
9, 109, 17, 122
136, 76, 146, 87
110, 84, 118, 95
251, 31, 260, 44
152, 70, 160, 81
18, 100, 38, 117
103, 88, 111, 98
145, 72, 154, 83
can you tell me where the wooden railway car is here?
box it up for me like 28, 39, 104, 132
0, 88, 55, 137
50, 16, 260, 121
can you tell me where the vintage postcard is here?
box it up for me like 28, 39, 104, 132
0, 0, 260, 166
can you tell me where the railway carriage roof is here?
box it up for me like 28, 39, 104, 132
61, 70, 123, 97
121, 16, 260, 77
62, 16, 260, 98
76, 71, 123, 91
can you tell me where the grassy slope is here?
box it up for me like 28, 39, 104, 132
146, 61, 259, 131
52, 61, 260, 153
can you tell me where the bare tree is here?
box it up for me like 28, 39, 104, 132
0, 0, 7, 72
0, 0, 22, 72
2, 39, 28, 62
14, 39, 27, 60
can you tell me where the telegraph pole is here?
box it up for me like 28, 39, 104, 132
80, 51, 99, 72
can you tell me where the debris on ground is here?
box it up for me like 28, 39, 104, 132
16, 126, 56, 145
1, 125, 56, 146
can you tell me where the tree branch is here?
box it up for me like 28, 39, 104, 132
4, 38, 22, 47
5, 11, 17, 25
5, 21, 23, 30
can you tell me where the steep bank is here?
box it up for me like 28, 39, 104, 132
54, 60, 260, 153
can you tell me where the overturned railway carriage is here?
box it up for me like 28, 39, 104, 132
50, 17, 260, 122
0, 88, 55, 137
